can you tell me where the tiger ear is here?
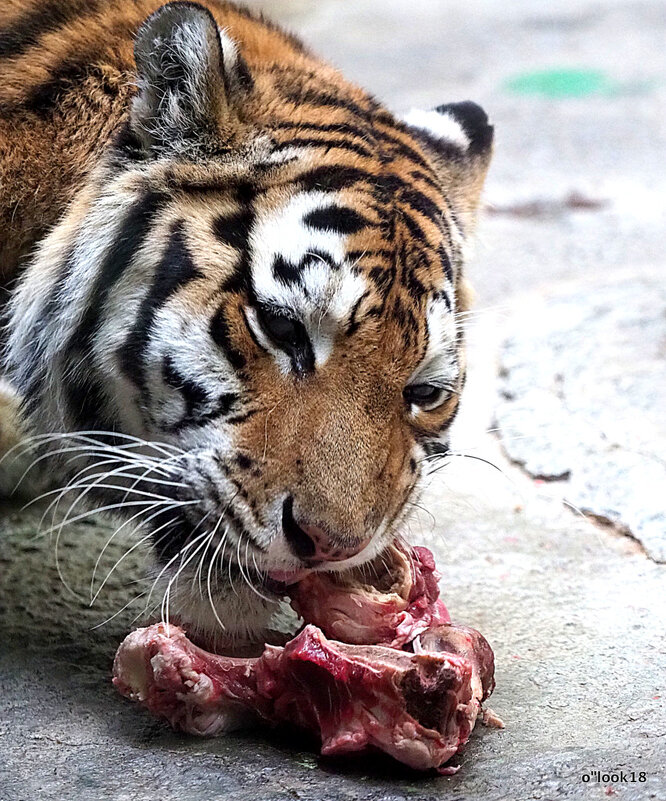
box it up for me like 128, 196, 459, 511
404, 101, 494, 230
131, 1, 252, 154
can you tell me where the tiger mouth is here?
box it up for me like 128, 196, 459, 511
262, 568, 313, 597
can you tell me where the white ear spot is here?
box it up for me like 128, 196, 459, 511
218, 28, 239, 75
403, 108, 470, 150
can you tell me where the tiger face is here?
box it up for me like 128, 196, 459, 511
6, 2, 492, 641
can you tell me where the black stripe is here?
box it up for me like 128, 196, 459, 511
272, 254, 302, 285
271, 136, 375, 159
162, 355, 238, 431
273, 119, 375, 144
368, 265, 395, 297
409, 168, 441, 193
281, 85, 378, 121
0, 0, 96, 60
405, 265, 428, 300
70, 191, 167, 353
438, 244, 454, 283
400, 242, 432, 301
345, 291, 370, 337
225, 408, 259, 425
210, 308, 247, 371
396, 206, 427, 245
62, 370, 113, 432
194, 392, 238, 427
390, 180, 452, 253
373, 173, 444, 230
272, 249, 339, 288
303, 205, 371, 235
372, 123, 434, 171
235, 453, 253, 470
23, 61, 115, 116
214, 181, 256, 296
213, 209, 254, 250
162, 354, 208, 412
347, 247, 394, 261
118, 223, 202, 395
399, 186, 443, 228
61, 191, 165, 429
390, 296, 419, 338
433, 288, 452, 311
297, 165, 373, 193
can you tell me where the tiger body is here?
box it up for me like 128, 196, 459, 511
0, 0, 492, 644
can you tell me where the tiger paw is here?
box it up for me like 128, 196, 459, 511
0, 379, 36, 498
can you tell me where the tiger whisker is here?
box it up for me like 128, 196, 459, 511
8, 434, 180, 490
193, 516, 216, 601
139, 521, 211, 631
237, 531, 273, 603
161, 527, 214, 635
90, 501, 190, 604
6, 429, 185, 460
47, 456, 184, 516
90, 501, 166, 601
206, 516, 229, 632
89, 587, 151, 631
48, 477, 184, 558
30, 456, 168, 541
39, 498, 195, 538
226, 530, 238, 598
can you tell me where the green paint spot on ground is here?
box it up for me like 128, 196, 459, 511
504, 68, 615, 98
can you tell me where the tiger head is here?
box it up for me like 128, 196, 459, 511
7, 3, 493, 641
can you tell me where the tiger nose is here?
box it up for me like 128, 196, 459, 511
282, 497, 369, 563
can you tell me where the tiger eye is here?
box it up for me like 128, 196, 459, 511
404, 384, 444, 408
260, 309, 299, 345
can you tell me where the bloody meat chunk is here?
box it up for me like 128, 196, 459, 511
113, 621, 495, 771
288, 543, 450, 647
113, 541, 501, 771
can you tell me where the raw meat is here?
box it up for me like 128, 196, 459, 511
288, 543, 450, 647
113, 621, 495, 771
113, 542, 500, 771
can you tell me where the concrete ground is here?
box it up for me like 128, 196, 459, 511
1, 1, 665, 799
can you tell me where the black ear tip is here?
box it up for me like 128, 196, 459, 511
141, 1, 216, 27
135, 1, 218, 54
435, 101, 494, 154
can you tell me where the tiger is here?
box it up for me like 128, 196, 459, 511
0, 0, 493, 646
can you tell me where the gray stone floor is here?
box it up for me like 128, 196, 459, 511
495, 269, 666, 562
1, 1, 665, 800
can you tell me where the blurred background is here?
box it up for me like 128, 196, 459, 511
1, 2, 664, 799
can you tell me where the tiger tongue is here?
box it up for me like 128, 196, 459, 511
266, 568, 312, 585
